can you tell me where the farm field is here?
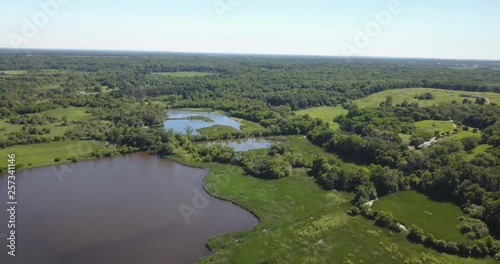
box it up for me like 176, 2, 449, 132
295, 106, 348, 130
373, 191, 467, 243
354, 88, 500, 108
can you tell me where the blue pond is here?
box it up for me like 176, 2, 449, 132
164, 109, 240, 135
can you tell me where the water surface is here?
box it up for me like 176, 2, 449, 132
0, 153, 258, 264
164, 109, 240, 135
206, 138, 272, 152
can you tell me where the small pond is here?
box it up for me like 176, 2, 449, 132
205, 138, 272, 152
164, 109, 240, 135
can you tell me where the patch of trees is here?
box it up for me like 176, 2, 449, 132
238, 144, 304, 179
415, 92, 435, 100
307, 127, 405, 168
310, 156, 405, 204
191, 144, 236, 163
407, 225, 500, 258
335, 105, 416, 135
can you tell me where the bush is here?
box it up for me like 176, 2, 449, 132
54, 157, 61, 162
445, 242, 460, 255
435, 239, 447, 252
458, 243, 471, 257
408, 226, 425, 244
424, 234, 436, 248
375, 211, 394, 228
347, 206, 361, 216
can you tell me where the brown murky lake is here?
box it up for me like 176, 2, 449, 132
0, 153, 258, 264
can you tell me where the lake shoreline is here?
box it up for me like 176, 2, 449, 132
0, 150, 260, 263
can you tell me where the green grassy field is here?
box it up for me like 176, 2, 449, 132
400, 133, 411, 145
0, 70, 28, 75
0, 140, 108, 170
445, 129, 482, 140
373, 191, 467, 243
0, 107, 92, 140
153, 71, 214, 77
28, 107, 91, 122
198, 125, 240, 136
295, 106, 347, 130
468, 144, 492, 160
233, 118, 263, 133
415, 120, 455, 133
448, 66, 477, 71
176, 158, 494, 263
268, 136, 368, 169
354, 88, 500, 108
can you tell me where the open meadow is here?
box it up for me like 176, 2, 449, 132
0, 140, 108, 170
191, 156, 494, 263
373, 191, 467, 243
354, 88, 500, 108
295, 106, 348, 130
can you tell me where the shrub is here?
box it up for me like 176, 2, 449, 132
458, 243, 471, 257
424, 234, 436, 248
347, 206, 361, 216
408, 226, 425, 244
445, 242, 460, 255
435, 239, 447, 252
54, 157, 61, 162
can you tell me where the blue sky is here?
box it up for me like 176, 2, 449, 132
1, 0, 499, 60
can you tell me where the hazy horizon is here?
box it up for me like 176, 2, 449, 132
1, 0, 499, 60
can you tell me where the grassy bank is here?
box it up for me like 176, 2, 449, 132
198, 125, 240, 136
175, 136, 494, 263
0, 140, 108, 171
177, 156, 494, 263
